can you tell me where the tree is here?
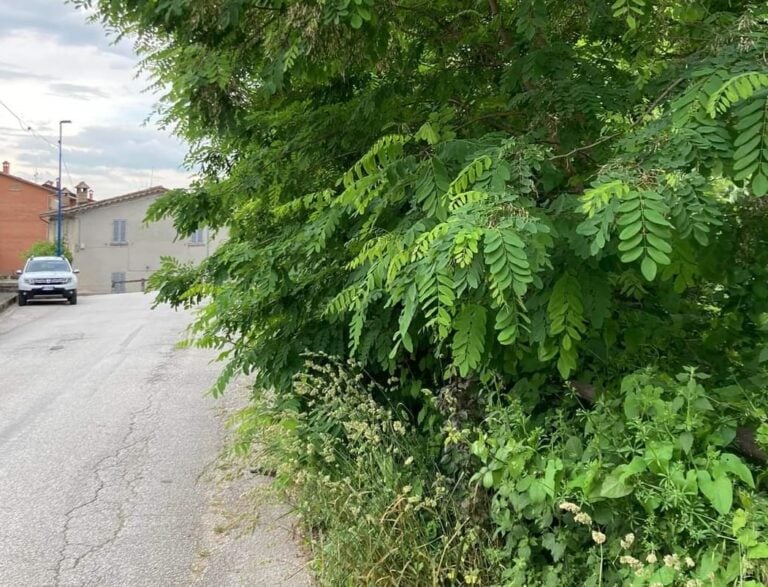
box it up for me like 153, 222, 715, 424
81, 0, 768, 582
22, 240, 73, 263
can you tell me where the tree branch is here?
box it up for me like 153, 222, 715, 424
488, 0, 511, 47
548, 78, 687, 162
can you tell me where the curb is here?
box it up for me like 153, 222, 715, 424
0, 294, 16, 314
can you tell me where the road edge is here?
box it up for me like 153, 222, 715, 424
0, 293, 15, 314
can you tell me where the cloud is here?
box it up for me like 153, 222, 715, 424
64, 124, 188, 171
0, 0, 135, 59
48, 82, 111, 100
0, 63, 53, 82
8, 122, 190, 197
0, 2, 190, 199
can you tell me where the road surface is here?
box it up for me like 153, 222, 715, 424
0, 293, 309, 586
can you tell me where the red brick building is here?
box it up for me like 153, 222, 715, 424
0, 161, 52, 275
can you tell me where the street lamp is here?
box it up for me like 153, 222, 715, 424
56, 120, 72, 257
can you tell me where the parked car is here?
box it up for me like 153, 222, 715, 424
16, 256, 79, 306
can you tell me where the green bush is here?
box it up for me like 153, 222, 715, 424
83, 0, 768, 584
21, 240, 73, 263
472, 369, 768, 585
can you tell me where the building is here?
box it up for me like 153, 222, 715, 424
0, 161, 53, 275
45, 186, 222, 294
42, 179, 87, 209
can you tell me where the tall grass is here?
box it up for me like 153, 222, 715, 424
232, 355, 500, 585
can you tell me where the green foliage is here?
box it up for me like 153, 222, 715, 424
82, 0, 768, 582
21, 240, 73, 263
242, 356, 498, 585
547, 274, 585, 378
471, 369, 768, 585
452, 304, 487, 377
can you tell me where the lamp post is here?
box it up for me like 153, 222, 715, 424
56, 119, 72, 257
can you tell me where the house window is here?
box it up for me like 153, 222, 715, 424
112, 219, 127, 244
189, 228, 206, 245
111, 272, 126, 294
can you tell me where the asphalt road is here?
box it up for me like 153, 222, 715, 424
0, 293, 309, 586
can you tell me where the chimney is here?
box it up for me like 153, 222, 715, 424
75, 181, 90, 205
2, 161, 8, 174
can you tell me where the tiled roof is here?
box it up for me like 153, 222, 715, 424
41, 186, 168, 217
0, 171, 56, 194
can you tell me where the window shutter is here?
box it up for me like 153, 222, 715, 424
190, 228, 205, 244
112, 220, 127, 243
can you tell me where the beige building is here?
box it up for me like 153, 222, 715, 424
45, 186, 222, 294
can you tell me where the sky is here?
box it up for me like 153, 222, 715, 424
0, 0, 193, 199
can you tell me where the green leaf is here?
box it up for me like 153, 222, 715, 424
752, 172, 768, 197
620, 456, 647, 480
747, 544, 768, 559
734, 149, 760, 171
482, 469, 494, 488
678, 431, 694, 454
733, 135, 762, 160
617, 199, 640, 213
698, 470, 733, 515
644, 441, 674, 466
719, 454, 754, 488
529, 479, 547, 503
542, 533, 566, 563
646, 247, 671, 265
599, 473, 634, 498
732, 509, 748, 534
643, 208, 671, 226
641, 255, 657, 281
620, 247, 644, 263
619, 222, 642, 240
646, 232, 672, 253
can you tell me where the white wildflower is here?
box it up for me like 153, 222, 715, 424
592, 531, 606, 545
619, 555, 643, 571
620, 533, 635, 549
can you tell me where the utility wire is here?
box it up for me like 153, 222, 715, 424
0, 95, 77, 187
0, 96, 58, 152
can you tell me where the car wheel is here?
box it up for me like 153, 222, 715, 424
69, 291, 78, 305
17, 293, 27, 306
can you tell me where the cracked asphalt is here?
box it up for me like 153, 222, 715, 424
0, 293, 310, 586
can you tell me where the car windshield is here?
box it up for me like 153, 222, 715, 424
25, 259, 71, 273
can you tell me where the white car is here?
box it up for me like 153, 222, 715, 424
16, 256, 79, 306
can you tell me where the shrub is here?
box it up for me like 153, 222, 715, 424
21, 240, 73, 263
471, 369, 768, 585
85, 0, 768, 583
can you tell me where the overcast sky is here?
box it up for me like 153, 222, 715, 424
0, 0, 192, 199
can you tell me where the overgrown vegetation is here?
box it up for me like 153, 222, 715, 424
21, 240, 73, 263
80, 0, 768, 583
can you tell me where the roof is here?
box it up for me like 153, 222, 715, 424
0, 170, 56, 194
41, 186, 168, 218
